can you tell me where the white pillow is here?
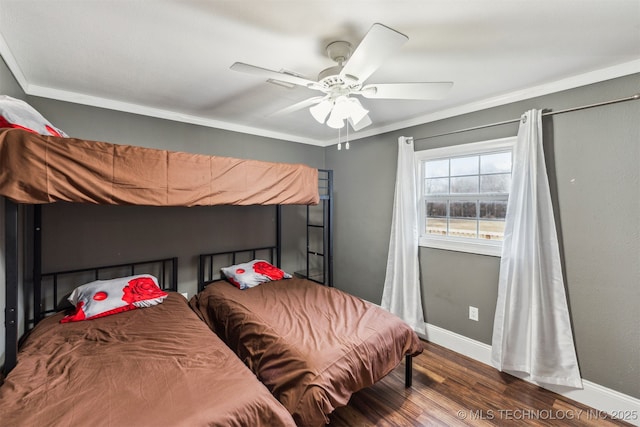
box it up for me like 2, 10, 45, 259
0, 95, 68, 137
221, 260, 291, 290
60, 274, 168, 323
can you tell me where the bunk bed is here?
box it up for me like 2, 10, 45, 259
0, 258, 295, 426
0, 126, 316, 425
1, 124, 421, 426
192, 247, 423, 427
0, 126, 319, 373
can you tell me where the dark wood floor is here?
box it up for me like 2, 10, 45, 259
329, 340, 633, 426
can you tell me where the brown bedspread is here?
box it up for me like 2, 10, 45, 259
0, 292, 295, 427
0, 128, 319, 206
190, 278, 423, 427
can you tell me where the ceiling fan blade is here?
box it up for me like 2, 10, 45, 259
270, 96, 325, 116
340, 23, 408, 83
231, 62, 318, 88
361, 82, 453, 100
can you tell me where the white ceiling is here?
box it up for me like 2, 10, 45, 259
1, 0, 638, 146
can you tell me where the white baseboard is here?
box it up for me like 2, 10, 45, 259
418, 323, 640, 426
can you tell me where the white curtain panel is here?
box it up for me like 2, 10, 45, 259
491, 110, 582, 388
381, 136, 426, 335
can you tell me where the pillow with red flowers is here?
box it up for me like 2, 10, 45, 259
221, 260, 291, 290
60, 274, 168, 323
0, 95, 68, 137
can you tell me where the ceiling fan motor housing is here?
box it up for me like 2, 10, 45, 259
317, 67, 358, 90
316, 41, 361, 91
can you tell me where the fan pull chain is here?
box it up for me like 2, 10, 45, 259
337, 121, 351, 150
346, 123, 350, 149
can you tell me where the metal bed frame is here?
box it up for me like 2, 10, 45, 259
35, 257, 178, 323
3, 168, 333, 376
301, 169, 334, 286
198, 169, 334, 291
198, 246, 278, 293
2, 200, 178, 375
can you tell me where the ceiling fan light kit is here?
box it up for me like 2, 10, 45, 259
348, 112, 372, 131
326, 109, 345, 129
320, 96, 370, 129
309, 99, 333, 123
230, 23, 453, 134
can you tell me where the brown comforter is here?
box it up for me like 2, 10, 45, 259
190, 278, 423, 426
0, 128, 319, 206
0, 292, 295, 427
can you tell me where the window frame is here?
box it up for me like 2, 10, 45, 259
416, 136, 516, 257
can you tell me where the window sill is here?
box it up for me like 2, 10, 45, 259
419, 237, 502, 257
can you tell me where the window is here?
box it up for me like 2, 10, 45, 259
416, 137, 515, 256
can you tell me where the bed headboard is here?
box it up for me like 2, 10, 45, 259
198, 247, 277, 292
34, 257, 178, 324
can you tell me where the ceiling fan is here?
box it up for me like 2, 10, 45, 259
230, 23, 453, 131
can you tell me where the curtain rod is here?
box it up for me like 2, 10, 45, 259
414, 93, 640, 141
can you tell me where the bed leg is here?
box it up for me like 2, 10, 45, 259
4, 199, 19, 375
405, 354, 412, 388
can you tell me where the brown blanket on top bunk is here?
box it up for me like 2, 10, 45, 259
190, 277, 424, 427
0, 128, 319, 206
0, 292, 295, 427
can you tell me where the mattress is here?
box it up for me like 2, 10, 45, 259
0, 128, 319, 206
190, 277, 423, 426
0, 292, 295, 427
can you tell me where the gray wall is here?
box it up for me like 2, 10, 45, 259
326, 73, 640, 398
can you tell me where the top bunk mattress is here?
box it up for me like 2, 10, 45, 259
0, 128, 319, 206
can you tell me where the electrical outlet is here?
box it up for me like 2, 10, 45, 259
469, 306, 479, 321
